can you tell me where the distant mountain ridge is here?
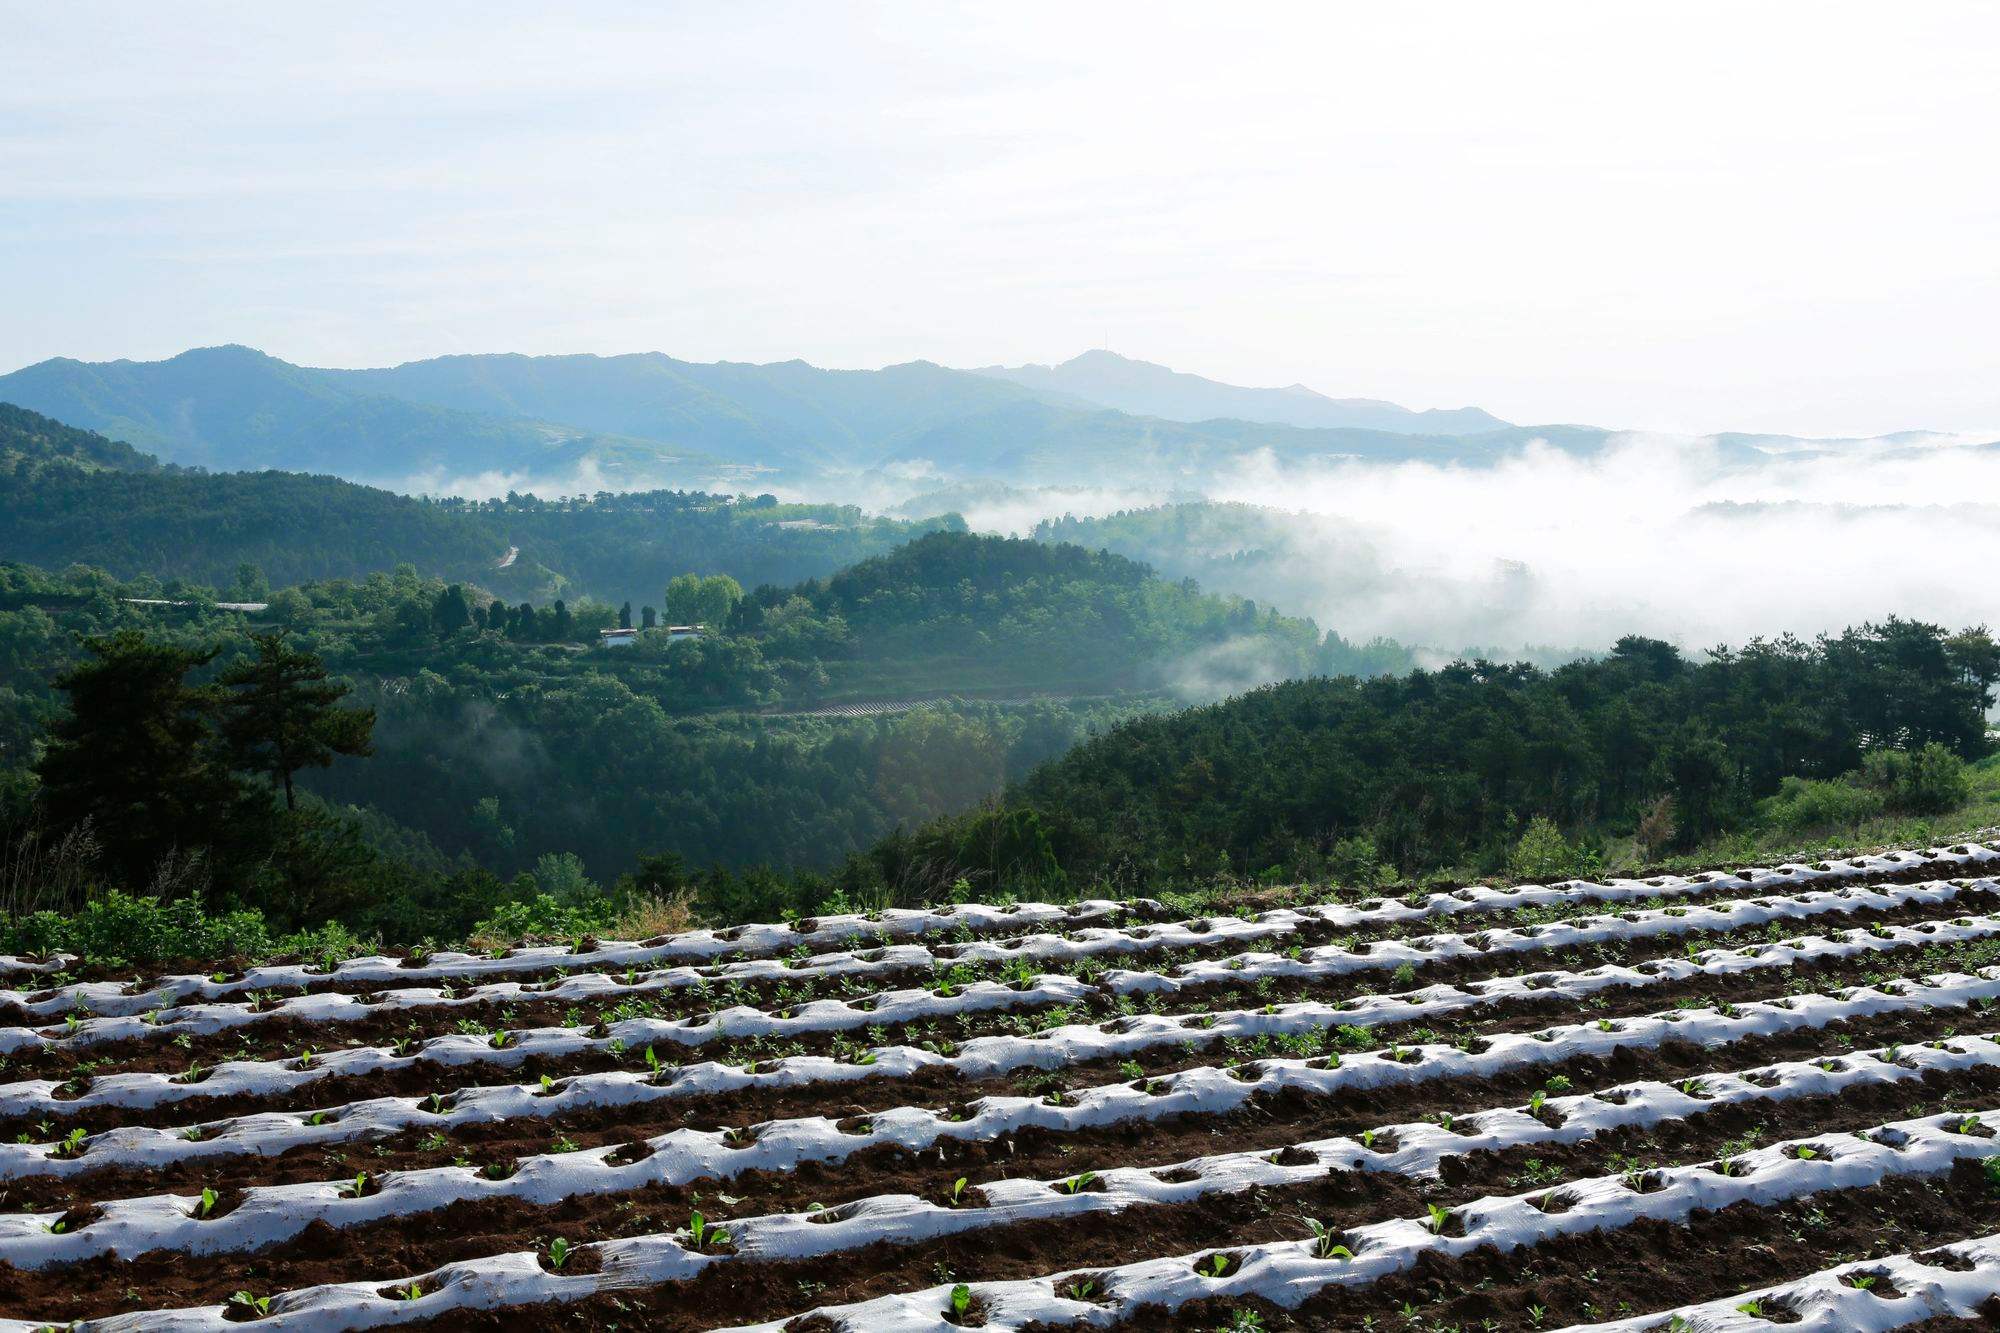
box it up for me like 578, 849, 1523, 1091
972, 349, 1509, 436
0, 344, 1583, 492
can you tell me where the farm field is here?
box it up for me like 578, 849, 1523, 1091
7, 846, 2000, 1329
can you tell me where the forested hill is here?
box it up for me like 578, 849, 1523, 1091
887, 623, 2000, 894
743, 530, 1334, 695
0, 401, 161, 475
0, 402, 957, 600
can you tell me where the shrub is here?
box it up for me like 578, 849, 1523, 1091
1759, 776, 1885, 834
1325, 836, 1387, 889
1508, 817, 1598, 883
466, 893, 614, 948
1862, 743, 1971, 816
0, 890, 278, 967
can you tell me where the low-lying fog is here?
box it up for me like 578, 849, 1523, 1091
934, 431, 2000, 654
412, 428, 2000, 661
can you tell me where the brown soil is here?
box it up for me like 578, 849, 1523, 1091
10, 888, 1986, 1083
14, 919, 2000, 1147
3, 1041, 1994, 1325
1134, 1162, 2000, 1331
10, 989, 1988, 1213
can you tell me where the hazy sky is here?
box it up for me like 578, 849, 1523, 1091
4, 2, 1997, 436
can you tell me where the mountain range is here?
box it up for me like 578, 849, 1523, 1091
972, 348, 1508, 435
0, 346, 1594, 493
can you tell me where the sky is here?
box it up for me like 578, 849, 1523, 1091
3, 2, 1997, 437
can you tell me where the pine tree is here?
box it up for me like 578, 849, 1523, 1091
35, 631, 249, 890
216, 633, 374, 811
432, 583, 472, 634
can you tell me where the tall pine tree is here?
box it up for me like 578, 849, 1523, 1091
217, 633, 375, 811
36, 631, 249, 890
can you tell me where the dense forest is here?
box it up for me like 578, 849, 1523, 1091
883, 622, 2000, 897
5, 401, 1999, 955
0, 402, 956, 603
0, 517, 1346, 902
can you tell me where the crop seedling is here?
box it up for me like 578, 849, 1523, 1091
196, 1187, 220, 1218
685, 1210, 730, 1250
546, 1237, 573, 1270
947, 1177, 970, 1206
949, 1284, 974, 1320
1056, 1170, 1097, 1194
1305, 1217, 1353, 1259
1425, 1203, 1453, 1233
228, 1292, 272, 1318
341, 1172, 369, 1198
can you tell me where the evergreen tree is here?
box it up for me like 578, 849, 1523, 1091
432, 583, 472, 634
619, 601, 633, 630
35, 631, 249, 890
216, 633, 375, 811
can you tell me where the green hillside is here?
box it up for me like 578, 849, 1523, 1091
0, 402, 956, 601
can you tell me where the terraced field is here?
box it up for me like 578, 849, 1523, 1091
8, 846, 2000, 1329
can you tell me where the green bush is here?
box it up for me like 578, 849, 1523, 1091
1325, 835, 1388, 890
1862, 743, 1971, 816
1759, 775, 1886, 834
0, 890, 271, 967
1508, 816, 1600, 883
467, 892, 614, 945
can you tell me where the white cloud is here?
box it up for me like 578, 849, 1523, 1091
1, 3, 1996, 435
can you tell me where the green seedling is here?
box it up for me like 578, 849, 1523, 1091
1424, 1202, 1452, 1233
546, 1237, 573, 1269
949, 1284, 974, 1319
340, 1172, 369, 1198
946, 1177, 969, 1206
1055, 1171, 1096, 1194
196, 1186, 220, 1218
685, 1210, 730, 1250
1305, 1217, 1353, 1259
228, 1291, 272, 1317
